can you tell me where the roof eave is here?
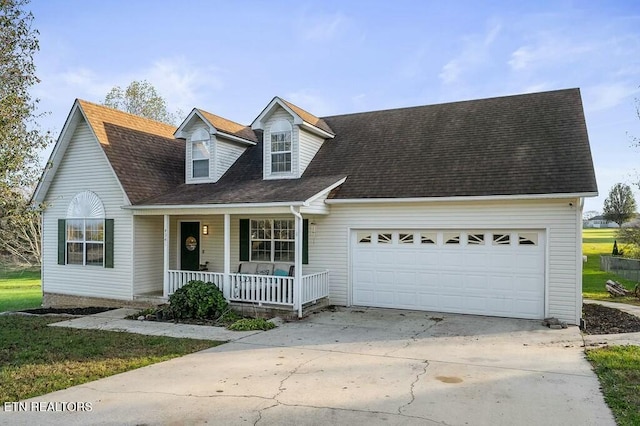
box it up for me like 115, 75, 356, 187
325, 192, 599, 204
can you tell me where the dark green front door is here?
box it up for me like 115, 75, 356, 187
180, 222, 200, 271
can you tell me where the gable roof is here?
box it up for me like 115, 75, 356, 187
78, 100, 185, 204
251, 97, 334, 137
197, 109, 258, 143
307, 88, 598, 200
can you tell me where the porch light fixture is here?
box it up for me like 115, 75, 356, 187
202, 225, 209, 235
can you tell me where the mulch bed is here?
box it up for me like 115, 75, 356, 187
19, 307, 116, 316
582, 303, 640, 335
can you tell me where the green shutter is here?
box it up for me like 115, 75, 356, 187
58, 219, 66, 265
303, 219, 309, 265
105, 219, 114, 268
239, 219, 250, 261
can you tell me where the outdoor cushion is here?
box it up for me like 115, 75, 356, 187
238, 262, 258, 274
256, 263, 273, 275
274, 268, 289, 276
273, 263, 293, 276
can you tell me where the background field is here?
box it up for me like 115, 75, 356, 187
0, 267, 42, 312
582, 228, 637, 302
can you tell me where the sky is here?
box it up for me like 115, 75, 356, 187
27, 0, 640, 213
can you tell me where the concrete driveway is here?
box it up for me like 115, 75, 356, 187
6, 307, 614, 425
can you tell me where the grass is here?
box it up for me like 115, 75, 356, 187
0, 266, 42, 312
586, 346, 640, 426
0, 315, 219, 403
582, 229, 639, 304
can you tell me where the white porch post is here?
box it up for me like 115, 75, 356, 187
163, 214, 170, 298
223, 213, 231, 299
290, 206, 303, 318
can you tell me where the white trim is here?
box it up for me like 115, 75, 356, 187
223, 214, 231, 299
304, 177, 348, 205
300, 121, 335, 139
163, 215, 170, 297
575, 197, 584, 325
125, 201, 306, 211
325, 192, 598, 204
175, 108, 256, 145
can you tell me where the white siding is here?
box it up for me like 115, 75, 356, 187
263, 107, 298, 179
133, 216, 164, 294
306, 198, 582, 324
298, 128, 325, 175
216, 137, 247, 181
42, 121, 133, 300
169, 215, 225, 273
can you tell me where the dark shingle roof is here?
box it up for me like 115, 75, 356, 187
304, 88, 597, 199
79, 100, 185, 204
281, 99, 334, 135
197, 109, 258, 142
82, 89, 597, 207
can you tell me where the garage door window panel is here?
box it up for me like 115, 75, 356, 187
492, 233, 511, 246
444, 232, 461, 245
377, 233, 392, 244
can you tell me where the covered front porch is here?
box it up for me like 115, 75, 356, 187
129, 205, 331, 317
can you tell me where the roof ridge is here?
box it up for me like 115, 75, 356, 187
321, 88, 580, 120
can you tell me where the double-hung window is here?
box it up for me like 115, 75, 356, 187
270, 120, 292, 173
191, 128, 210, 178
250, 219, 295, 262
66, 219, 105, 266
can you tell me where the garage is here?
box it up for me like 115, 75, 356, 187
352, 230, 545, 319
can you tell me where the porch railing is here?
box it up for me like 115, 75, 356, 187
165, 269, 330, 310
166, 270, 224, 295
228, 273, 295, 306
301, 270, 330, 305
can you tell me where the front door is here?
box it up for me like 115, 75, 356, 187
180, 222, 200, 271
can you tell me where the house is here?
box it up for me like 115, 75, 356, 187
33, 88, 598, 325
583, 215, 619, 228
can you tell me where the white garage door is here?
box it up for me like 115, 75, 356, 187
352, 230, 545, 319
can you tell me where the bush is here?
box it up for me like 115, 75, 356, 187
168, 280, 228, 320
228, 318, 276, 331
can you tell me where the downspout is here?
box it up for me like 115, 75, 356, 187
290, 205, 303, 318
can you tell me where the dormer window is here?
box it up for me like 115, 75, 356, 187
191, 128, 210, 178
270, 120, 292, 173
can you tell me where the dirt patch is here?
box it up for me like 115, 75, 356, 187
582, 303, 640, 335
19, 307, 117, 316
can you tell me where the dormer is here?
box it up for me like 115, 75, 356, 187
252, 97, 335, 180
175, 109, 257, 184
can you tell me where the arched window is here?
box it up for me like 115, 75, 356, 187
270, 120, 292, 173
59, 191, 113, 267
191, 128, 210, 178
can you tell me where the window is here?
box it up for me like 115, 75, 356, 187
250, 219, 295, 262
421, 233, 436, 244
358, 232, 372, 244
444, 232, 460, 245
191, 128, 210, 178
518, 233, 538, 246
399, 233, 414, 244
492, 233, 511, 245
59, 191, 113, 268
270, 120, 292, 173
66, 219, 104, 266
377, 233, 392, 244
467, 233, 485, 245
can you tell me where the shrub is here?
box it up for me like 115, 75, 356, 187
228, 318, 276, 331
168, 280, 228, 320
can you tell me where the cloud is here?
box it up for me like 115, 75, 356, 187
585, 83, 640, 112
295, 12, 348, 42
439, 20, 502, 85
508, 38, 594, 71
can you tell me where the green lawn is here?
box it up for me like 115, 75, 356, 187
0, 267, 42, 312
582, 229, 638, 303
0, 315, 219, 403
587, 345, 640, 426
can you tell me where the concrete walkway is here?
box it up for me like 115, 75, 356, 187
47, 308, 263, 341
3, 307, 615, 426
583, 299, 640, 347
